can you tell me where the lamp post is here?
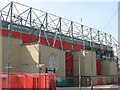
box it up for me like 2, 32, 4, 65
73, 50, 87, 90
90, 27, 93, 90
6, 2, 13, 89
91, 46, 93, 90
79, 52, 81, 90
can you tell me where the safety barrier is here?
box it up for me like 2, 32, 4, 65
0, 71, 56, 89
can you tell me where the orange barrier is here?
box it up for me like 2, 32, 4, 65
0, 70, 56, 89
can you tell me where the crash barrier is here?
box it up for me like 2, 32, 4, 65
0, 68, 56, 89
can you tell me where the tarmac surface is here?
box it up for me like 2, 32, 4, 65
57, 84, 120, 90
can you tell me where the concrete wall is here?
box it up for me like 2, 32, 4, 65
40, 44, 65, 77
73, 50, 96, 76
109, 60, 118, 75
1, 36, 65, 78
21, 44, 66, 78
20, 44, 39, 73
73, 52, 85, 76
2, 36, 22, 72
1, 36, 118, 79
101, 60, 118, 75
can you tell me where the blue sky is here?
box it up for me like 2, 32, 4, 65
0, 0, 118, 40
29, 2, 118, 40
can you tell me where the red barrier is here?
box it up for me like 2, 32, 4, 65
98, 78, 103, 85
85, 79, 90, 85
0, 72, 56, 89
111, 78, 115, 83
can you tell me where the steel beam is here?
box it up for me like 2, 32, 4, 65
0, 1, 119, 62
71, 21, 74, 50
7, 2, 13, 89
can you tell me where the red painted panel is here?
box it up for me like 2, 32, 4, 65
1, 29, 9, 36
85, 79, 90, 85
22, 33, 31, 43
89, 79, 91, 85
22, 33, 39, 43
12, 31, 20, 38
48, 38, 53, 46
111, 78, 115, 83
65, 53, 73, 70
96, 60, 101, 75
54, 40, 62, 49
65, 53, 73, 76
30, 35, 39, 43
1, 29, 20, 38
1, 29, 84, 51
40, 37, 48, 45
63, 41, 72, 50
73, 43, 84, 51
98, 78, 103, 84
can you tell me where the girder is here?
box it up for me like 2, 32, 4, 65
0, 1, 119, 61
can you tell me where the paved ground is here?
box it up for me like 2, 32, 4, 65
57, 84, 120, 90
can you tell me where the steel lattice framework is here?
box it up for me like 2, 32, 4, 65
0, 1, 119, 61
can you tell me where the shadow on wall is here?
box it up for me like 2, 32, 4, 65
2, 36, 65, 79
2, 36, 40, 73
20, 43, 66, 78
20, 44, 40, 73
